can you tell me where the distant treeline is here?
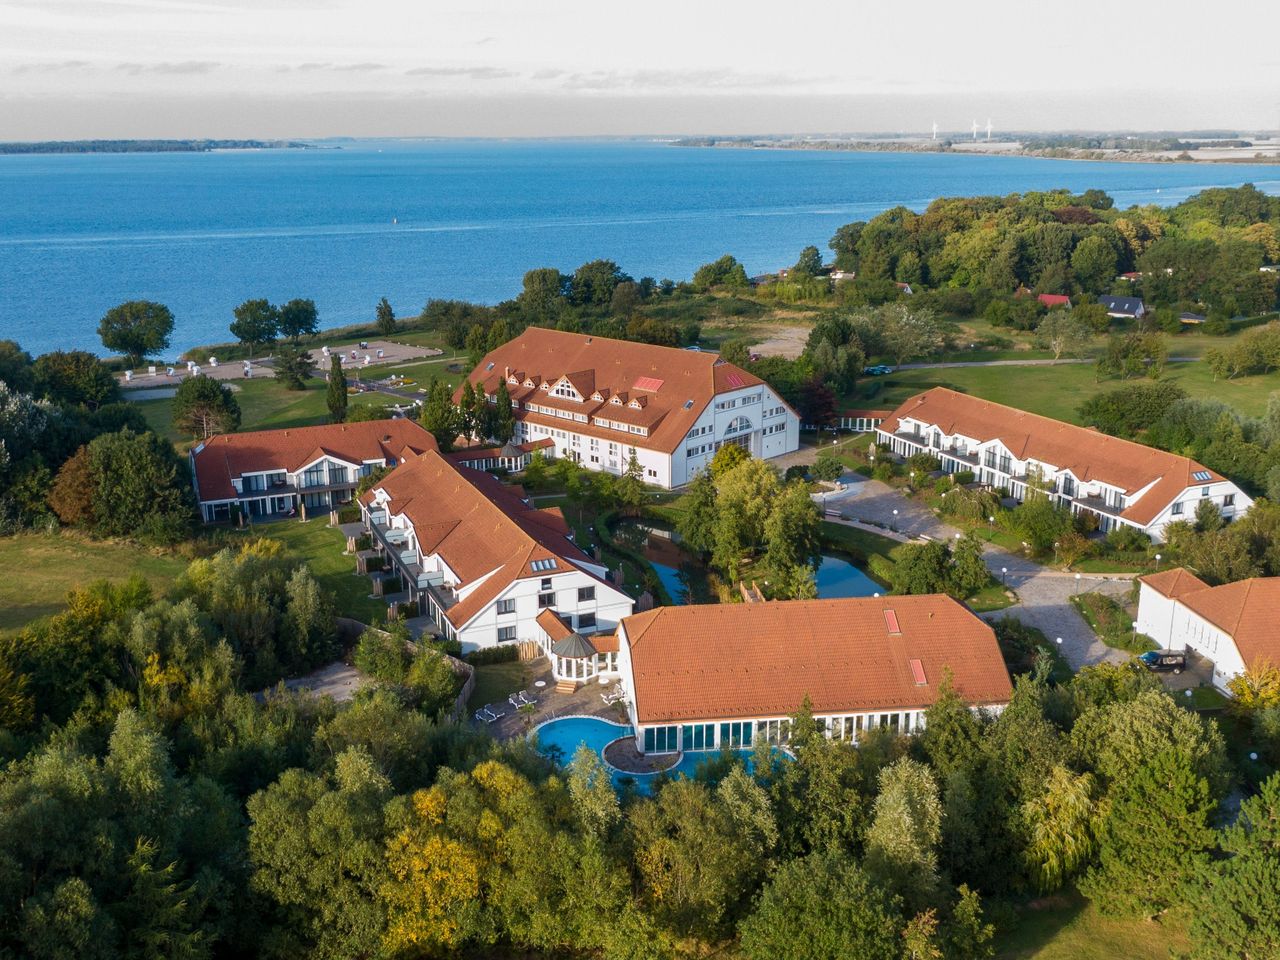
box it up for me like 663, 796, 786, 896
0, 139, 315, 155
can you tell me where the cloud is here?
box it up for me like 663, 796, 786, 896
474, 36, 496, 46
332, 62, 386, 72
560, 68, 832, 92
531, 68, 564, 81
116, 60, 220, 75
12, 60, 92, 74
404, 66, 516, 81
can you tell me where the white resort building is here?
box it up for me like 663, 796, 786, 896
359, 449, 633, 654
877, 387, 1252, 542
190, 418, 436, 523
611, 596, 1013, 756
459, 327, 801, 488
1137, 568, 1280, 693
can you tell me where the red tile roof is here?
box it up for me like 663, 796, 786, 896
360, 450, 607, 630
191, 418, 435, 502
459, 327, 770, 455
881, 388, 1226, 526
620, 595, 1012, 725
1038, 294, 1071, 308
1144, 568, 1280, 671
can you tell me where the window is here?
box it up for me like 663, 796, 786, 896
497, 598, 515, 615
540, 578, 553, 590
577, 612, 596, 630
1172, 501, 1183, 516
647, 469, 657, 478
724, 416, 753, 436
682, 723, 716, 751
719, 721, 753, 747
531, 558, 558, 572
1202, 486, 1210, 497
497, 626, 517, 643
538, 592, 555, 609
1224, 493, 1236, 507
577, 586, 595, 602
643, 725, 679, 753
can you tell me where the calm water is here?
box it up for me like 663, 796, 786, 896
3, 138, 1279, 357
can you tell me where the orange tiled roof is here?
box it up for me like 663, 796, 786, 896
1139, 567, 1210, 600
537, 608, 574, 642
1146, 570, 1280, 671
459, 327, 769, 455
620, 595, 1012, 725
360, 450, 605, 630
881, 388, 1226, 526
192, 418, 435, 502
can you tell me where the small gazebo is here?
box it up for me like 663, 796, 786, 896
538, 609, 617, 689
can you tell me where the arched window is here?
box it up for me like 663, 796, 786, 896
724, 416, 753, 436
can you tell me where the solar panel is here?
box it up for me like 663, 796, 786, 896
633, 376, 664, 392
1192, 471, 1211, 482
726, 373, 744, 387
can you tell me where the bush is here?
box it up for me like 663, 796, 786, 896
783, 464, 809, 483
906, 452, 941, 475
812, 454, 844, 483
1105, 525, 1150, 553
866, 554, 896, 586
466, 644, 520, 666
381, 575, 402, 593
953, 470, 975, 486
337, 504, 361, 524
354, 534, 372, 551
353, 625, 411, 684
365, 555, 384, 573
431, 636, 464, 658
871, 461, 894, 483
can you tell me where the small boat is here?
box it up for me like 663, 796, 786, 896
392, 217, 398, 224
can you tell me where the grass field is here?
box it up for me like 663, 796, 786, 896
0, 533, 189, 633
467, 661, 530, 712
993, 894, 1189, 960
857, 359, 1280, 422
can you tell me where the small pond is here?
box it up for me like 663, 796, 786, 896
614, 519, 883, 603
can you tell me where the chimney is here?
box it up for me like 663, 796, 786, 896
504, 365, 510, 378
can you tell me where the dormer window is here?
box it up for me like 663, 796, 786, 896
610, 396, 623, 405
628, 399, 642, 409
591, 392, 604, 401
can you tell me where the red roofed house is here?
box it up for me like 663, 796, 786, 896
1037, 294, 1071, 309
1137, 568, 1280, 692
876, 387, 1251, 541
459, 327, 800, 488
190, 418, 436, 523
359, 449, 633, 656
614, 596, 1012, 755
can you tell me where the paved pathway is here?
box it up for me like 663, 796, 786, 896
819, 473, 1130, 669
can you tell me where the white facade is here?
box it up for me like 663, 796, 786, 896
1136, 582, 1248, 693
514, 380, 800, 489
877, 420, 1251, 542
195, 450, 386, 522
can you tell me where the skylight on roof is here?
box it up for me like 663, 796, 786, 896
486, 362, 495, 370
633, 376, 664, 392
726, 373, 744, 387
530, 558, 558, 572
1192, 470, 1211, 482
683, 400, 694, 410
910, 658, 927, 685
883, 609, 901, 635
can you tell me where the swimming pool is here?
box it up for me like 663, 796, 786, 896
532, 715, 759, 789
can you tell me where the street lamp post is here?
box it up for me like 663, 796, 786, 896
891, 509, 899, 532
1001, 566, 1007, 586
1075, 572, 1082, 595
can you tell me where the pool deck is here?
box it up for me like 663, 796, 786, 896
474, 657, 630, 740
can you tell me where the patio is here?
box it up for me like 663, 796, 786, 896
473, 657, 629, 740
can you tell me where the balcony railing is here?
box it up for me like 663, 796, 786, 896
1075, 495, 1125, 517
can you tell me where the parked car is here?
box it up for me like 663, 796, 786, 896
863, 364, 894, 376
1139, 649, 1186, 674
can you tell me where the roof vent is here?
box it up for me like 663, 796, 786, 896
910, 659, 927, 685
883, 609, 901, 635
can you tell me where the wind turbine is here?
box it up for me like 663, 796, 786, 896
931, 120, 938, 140
986, 118, 993, 141
971, 119, 979, 140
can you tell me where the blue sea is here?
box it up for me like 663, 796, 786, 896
2, 138, 1279, 357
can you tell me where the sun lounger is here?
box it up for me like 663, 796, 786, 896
515, 690, 536, 706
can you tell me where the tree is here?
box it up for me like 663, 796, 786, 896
420, 380, 460, 452
1079, 748, 1216, 919
610, 281, 641, 318
876, 303, 945, 366
172, 374, 241, 440
33, 350, 120, 410
273, 344, 317, 390
570, 259, 627, 307
517, 267, 568, 321
470, 383, 491, 442
1071, 235, 1120, 293
864, 758, 943, 913
763, 481, 822, 590
891, 540, 951, 595
492, 382, 514, 443
614, 448, 647, 514
567, 746, 620, 840
947, 533, 990, 600
1010, 491, 1072, 552
84, 429, 194, 541
1021, 765, 1103, 893
675, 469, 718, 555
375, 297, 396, 336
98, 300, 174, 366
692, 255, 750, 291
792, 245, 823, 278
737, 851, 902, 960
811, 453, 843, 483
47, 444, 95, 525
1035, 310, 1091, 362
229, 299, 279, 357
326, 355, 348, 423
277, 298, 319, 343
457, 381, 478, 442
1187, 772, 1280, 960
0, 339, 35, 392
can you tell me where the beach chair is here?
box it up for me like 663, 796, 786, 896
124, 370, 133, 382
209, 356, 218, 367
166, 367, 175, 377
516, 690, 536, 707
148, 365, 156, 376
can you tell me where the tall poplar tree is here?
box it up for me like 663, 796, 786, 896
326, 355, 347, 423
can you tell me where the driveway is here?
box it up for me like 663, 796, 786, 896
819, 473, 1130, 670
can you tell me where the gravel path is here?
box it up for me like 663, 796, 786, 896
819, 474, 1131, 669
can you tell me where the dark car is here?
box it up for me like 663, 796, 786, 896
1139, 650, 1186, 674
863, 364, 894, 376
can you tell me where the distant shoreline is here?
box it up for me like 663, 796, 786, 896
0, 139, 319, 155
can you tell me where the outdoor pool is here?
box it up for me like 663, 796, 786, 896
532, 715, 758, 789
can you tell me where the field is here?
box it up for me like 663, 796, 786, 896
467, 661, 531, 712
993, 894, 1189, 960
0, 533, 189, 633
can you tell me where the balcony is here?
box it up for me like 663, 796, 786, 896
1075, 495, 1125, 518
940, 447, 980, 467
297, 477, 356, 494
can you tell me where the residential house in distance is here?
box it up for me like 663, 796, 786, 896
360, 449, 633, 653
1037, 293, 1071, 309
1098, 294, 1146, 319
1137, 569, 1280, 692
1179, 312, 1207, 325
876, 387, 1252, 541
614, 596, 1013, 756
460, 327, 800, 488
190, 418, 435, 523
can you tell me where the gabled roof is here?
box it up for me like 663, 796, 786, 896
459, 327, 769, 454
191, 418, 435, 502
1038, 293, 1071, 308
1140, 567, 1210, 600
1098, 295, 1144, 314
620, 596, 1012, 725
1144, 570, 1280, 670
361, 450, 606, 630
880, 388, 1226, 526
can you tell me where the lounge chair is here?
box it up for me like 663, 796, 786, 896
515, 690, 536, 707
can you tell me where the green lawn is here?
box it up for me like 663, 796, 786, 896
467, 661, 530, 712
1070, 592, 1154, 655
857, 358, 1280, 422
994, 894, 1189, 960
0, 533, 189, 634
237, 517, 389, 624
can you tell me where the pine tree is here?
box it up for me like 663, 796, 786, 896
457, 381, 477, 443
375, 297, 396, 336
420, 380, 460, 452
493, 382, 515, 443
613, 448, 647, 514
326, 355, 347, 423
471, 383, 491, 442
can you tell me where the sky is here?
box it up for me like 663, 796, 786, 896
2, 0, 1278, 139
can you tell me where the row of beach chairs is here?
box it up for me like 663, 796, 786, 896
473, 688, 538, 724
